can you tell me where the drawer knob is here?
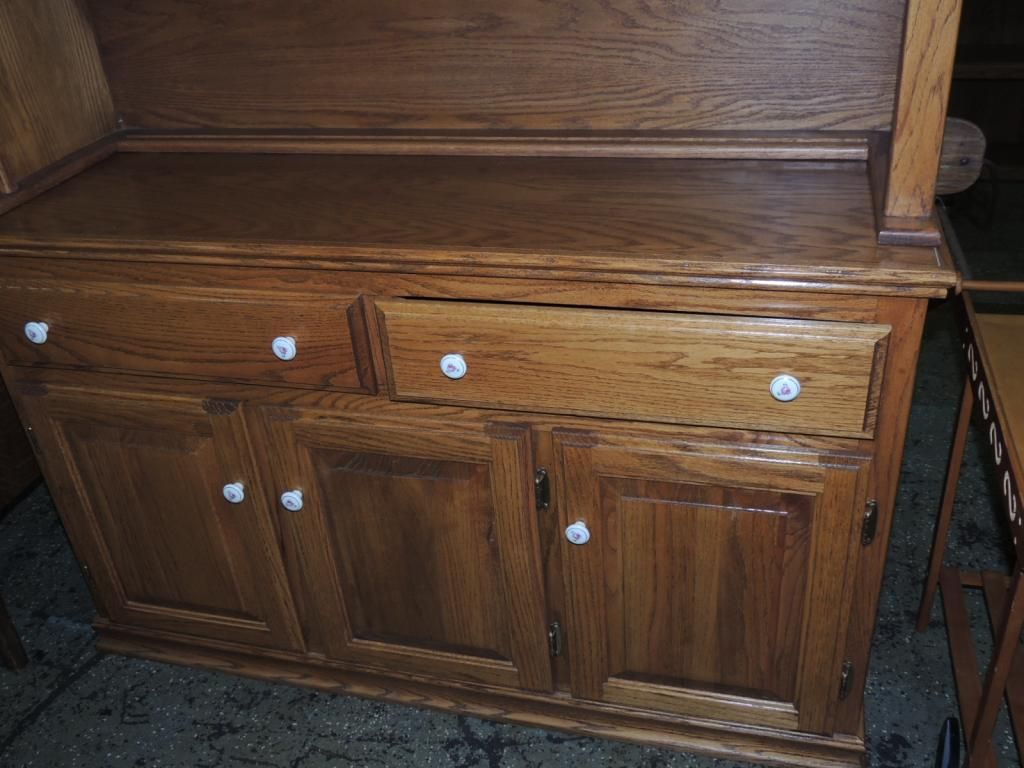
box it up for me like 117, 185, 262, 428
24, 321, 49, 345
439, 353, 467, 380
565, 520, 591, 546
222, 482, 246, 504
280, 489, 304, 512
770, 374, 801, 402
272, 336, 297, 361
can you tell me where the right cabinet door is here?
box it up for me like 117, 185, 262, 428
553, 428, 870, 735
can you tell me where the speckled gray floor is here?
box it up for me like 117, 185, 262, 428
1, 181, 1021, 767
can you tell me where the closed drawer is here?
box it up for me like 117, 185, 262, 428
0, 279, 373, 391
377, 300, 890, 437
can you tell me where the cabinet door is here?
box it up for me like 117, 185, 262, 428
18, 383, 301, 651
554, 429, 869, 734
257, 407, 552, 691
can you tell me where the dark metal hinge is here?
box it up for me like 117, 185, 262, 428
548, 621, 563, 657
535, 468, 550, 511
862, 500, 879, 546
838, 661, 854, 700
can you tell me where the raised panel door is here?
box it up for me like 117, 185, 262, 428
17, 382, 301, 650
256, 407, 552, 691
554, 429, 870, 733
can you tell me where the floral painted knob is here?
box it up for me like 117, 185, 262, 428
565, 521, 591, 546
440, 353, 467, 380
222, 482, 246, 504
272, 336, 297, 361
280, 489, 304, 512
770, 374, 801, 403
24, 321, 49, 345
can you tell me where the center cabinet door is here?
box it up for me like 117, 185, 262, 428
553, 429, 870, 735
255, 407, 553, 692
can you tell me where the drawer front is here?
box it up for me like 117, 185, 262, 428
378, 300, 890, 437
0, 280, 373, 391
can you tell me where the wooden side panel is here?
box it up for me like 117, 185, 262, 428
885, 0, 964, 219
0, 0, 115, 192
88, 0, 904, 133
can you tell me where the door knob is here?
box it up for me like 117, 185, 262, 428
439, 353, 467, 379
280, 489, 304, 512
769, 374, 801, 402
24, 321, 49, 345
565, 520, 591, 545
272, 336, 297, 361
222, 482, 246, 504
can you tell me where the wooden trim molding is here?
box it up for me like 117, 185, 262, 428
0, 135, 118, 217
117, 130, 871, 162
884, 0, 964, 221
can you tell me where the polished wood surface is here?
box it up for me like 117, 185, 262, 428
554, 429, 869, 735
0, 0, 114, 192
0, 153, 954, 296
885, 0, 964, 219
255, 407, 551, 691
378, 299, 890, 438
17, 381, 303, 651
0, 270, 373, 392
88, 0, 904, 134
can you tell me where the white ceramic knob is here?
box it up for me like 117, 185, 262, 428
272, 336, 297, 361
24, 321, 49, 345
440, 353, 467, 380
222, 482, 246, 504
770, 374, 801, 403
280, 489, 304, 512
565, 521, 591, 546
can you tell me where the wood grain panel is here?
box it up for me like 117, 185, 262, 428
0, 276, 373, 392
378, 299, 890, 437
255, 408, 552, 691
0, 153, 956, 296
87, 0, 904, 133
14, 382, 302, 650
553, 428, 870, 733
885, 0, 964, 219
0, 0, 115, 191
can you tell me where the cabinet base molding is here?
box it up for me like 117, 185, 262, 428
95, 623, 866, 768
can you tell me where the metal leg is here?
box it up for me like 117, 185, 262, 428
918, 376, 975, 632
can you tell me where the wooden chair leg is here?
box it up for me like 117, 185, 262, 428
0, 592, 27, 669
918, 376, 975, 632
967, 570, 1024, 766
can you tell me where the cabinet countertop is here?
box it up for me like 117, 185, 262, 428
0, 152, 955, 296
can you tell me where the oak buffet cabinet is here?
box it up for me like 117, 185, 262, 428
0, 1, 962, 765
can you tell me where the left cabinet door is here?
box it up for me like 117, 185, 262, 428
17, 382, 302, 651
